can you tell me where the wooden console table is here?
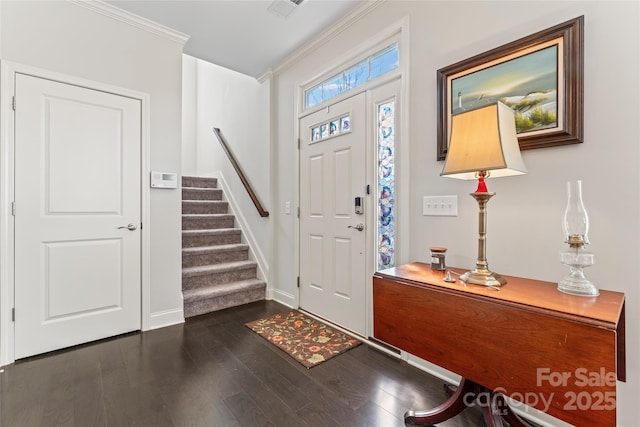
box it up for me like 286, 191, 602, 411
373, 262, 625, 426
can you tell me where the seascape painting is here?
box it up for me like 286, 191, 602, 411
436, 16, 583, 160
451, 45, 558, 135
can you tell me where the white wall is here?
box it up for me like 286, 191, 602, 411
271, 1, 639, 425
182, 55, 271, 281
182, 56, 198, 176
1, 0, 185, 328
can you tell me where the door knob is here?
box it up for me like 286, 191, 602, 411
118, 223, 137, 231
348, 223, 364, 231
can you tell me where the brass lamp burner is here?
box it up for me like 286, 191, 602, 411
567, 234, 585, 248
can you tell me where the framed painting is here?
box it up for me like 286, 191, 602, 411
437, 16, 584, 160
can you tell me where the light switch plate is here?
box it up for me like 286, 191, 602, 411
423, 195, 458, 216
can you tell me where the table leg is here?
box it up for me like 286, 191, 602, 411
404, 378, 475, 426
495, 394, 536, 427
477, 385, 505, 427
405, 379, 536, 427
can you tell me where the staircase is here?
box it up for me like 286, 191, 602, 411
182, 176, 266, 318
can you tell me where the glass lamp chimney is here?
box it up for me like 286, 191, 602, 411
562, 180, 589, 247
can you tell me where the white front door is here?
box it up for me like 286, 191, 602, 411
299, 93, 367, 335
14, 73, 142, 359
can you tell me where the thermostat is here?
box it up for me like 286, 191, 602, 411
150, 171, 178, 189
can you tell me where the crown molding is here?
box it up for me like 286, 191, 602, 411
68, 0, 190, 45
270, 0, 386, 77
256, 68, 274, 84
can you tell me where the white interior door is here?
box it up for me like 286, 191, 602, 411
299, 93, 367, 335
14, 73, 142, 359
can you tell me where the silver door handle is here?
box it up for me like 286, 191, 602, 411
118, 223, 137, 231
348, 223, 364, 231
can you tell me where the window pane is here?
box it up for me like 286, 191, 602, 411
341, 116, 350, 132
370, 44, 399, 79
305, 84, 323, 109
320, 123, 329, 139
344, 60, 369, 91
322, 73, 344, 100
377, 101, 395, 270
330, 120, 339, 135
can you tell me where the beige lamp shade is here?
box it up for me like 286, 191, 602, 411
441, 102, 527, 179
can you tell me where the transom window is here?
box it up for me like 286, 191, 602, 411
304, 43, 399, 109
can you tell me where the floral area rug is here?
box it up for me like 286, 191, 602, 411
245, 310, 362, 368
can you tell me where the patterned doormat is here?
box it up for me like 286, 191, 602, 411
245, 310, 362, 368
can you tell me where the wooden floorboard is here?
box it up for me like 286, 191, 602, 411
0, 300, 486, 426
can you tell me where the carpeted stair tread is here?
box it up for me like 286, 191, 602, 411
182, 213, 235, 219
182, 260, 257, 278
183, 278, 266, 303
182, 176, 218, 188
182, 188, 223, 201
181, 175, 265, 317
182, 214, 235, 230
182, 242, 250, 267
182, 228, 242, 247
182, 200, 228, 214
182, 228, 240, 236
183, 243, 249, 255
182, 187, 222, 193
182, 199, 229, 206
182, 200, 228, 207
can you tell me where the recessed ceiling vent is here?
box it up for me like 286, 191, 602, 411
267, 0, 304, 19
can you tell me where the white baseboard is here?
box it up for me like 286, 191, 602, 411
406, 354, 462, 386
146, 307, 184, 330
270, 289, 295, 308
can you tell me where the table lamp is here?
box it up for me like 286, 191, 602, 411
441, 102, 526, 287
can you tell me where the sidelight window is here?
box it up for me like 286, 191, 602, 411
377, 100, 395, 270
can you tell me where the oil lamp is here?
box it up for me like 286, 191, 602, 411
558, 180, 599, 296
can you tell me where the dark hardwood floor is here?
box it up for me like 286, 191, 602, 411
0, 300, 486, 426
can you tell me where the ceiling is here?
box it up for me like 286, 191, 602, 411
104, 0, 368, 78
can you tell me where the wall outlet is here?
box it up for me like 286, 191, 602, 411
423, 195, 457, 216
